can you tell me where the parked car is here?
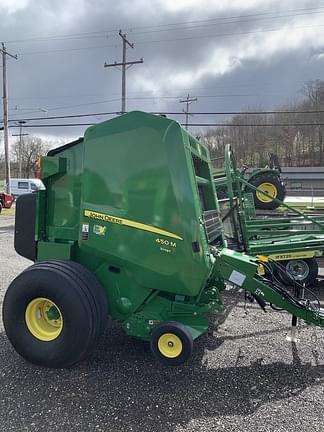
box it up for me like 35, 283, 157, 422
0, 192, 14, 213
7, 178, 45, 199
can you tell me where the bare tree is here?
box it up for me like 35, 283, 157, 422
204, 80, 324, 168
11, 136, 50, 178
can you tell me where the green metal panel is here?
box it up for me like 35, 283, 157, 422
37, 241, 73, 260
38, 111, 223, 329
41, 139, 84, 243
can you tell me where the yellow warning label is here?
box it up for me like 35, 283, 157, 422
268, 250, 322, 261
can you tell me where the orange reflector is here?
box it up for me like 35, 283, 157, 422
36, 158, 41, 179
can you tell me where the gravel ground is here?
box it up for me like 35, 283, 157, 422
0, 216, 323, 432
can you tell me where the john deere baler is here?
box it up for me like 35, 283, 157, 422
3, 111, 324, 368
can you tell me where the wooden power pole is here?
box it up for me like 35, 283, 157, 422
179, 94, 198, 129
104, 30, 143, 114
12, 120, 28, 177
1, 42, 17, 193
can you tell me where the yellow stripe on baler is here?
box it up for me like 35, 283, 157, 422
84, 210, 183, 240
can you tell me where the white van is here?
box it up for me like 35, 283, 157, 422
8, 178, 45, 198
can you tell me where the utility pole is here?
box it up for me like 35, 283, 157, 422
179, 94, 198, 129
1, 42, 17, 193
104, 30, 143, 114
12, 120, 28, 177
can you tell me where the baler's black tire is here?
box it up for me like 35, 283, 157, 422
44, 260, 108, 338
150, 321, 193, 366
277, 258, 319, 287
0, 202, 2, 214
3, 260, 108, 368
247, 173, 286, 210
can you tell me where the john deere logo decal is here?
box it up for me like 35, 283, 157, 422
93, 224, 107, 236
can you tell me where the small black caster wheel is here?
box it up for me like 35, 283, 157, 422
150, 321, 193, 366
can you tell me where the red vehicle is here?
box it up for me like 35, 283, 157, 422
0, 192, 14, 213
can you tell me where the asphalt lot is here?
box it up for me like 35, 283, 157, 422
0, 215, 323, 432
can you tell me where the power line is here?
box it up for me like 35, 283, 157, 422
3, 81, 306, 101
3, 92, 307, 118
7, 122, 324, 129
5, 5, 324, 45
18, 44, 116, 56
131, 9, 324, 36
135, 23, 324, 46
1, 79, 314, 108
15, 22, 324, 56
4, 109, 324, 124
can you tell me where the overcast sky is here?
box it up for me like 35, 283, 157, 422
1, 0, 324, 142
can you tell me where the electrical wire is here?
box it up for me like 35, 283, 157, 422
6, 5, 324, 45
16, 22, 324, 56
131, 10, 324, 36
5, 122, 324, 129
5, 109, 324, 124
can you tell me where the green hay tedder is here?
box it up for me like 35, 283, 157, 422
3, 112, 324, 368
213, 144, 324, 286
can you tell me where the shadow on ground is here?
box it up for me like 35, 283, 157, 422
0, 299, 323, 432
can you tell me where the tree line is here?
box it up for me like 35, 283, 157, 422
204, 80, 324, 168
0, 136, 58, 180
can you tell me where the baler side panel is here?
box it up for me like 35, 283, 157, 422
78, 113, 212, 303
41, 142, 84, 245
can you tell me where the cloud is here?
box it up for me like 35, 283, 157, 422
0, 0, 30, 14
0, 0, 323, 139
159, 0, 272, 14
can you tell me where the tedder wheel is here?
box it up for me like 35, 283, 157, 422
247, 173, 286, 210
150, 321, 193, 366
3, 260, 108, 368
215, 185, 227, 200
277, 258, 319, 287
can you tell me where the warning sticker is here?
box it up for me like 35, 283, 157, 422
229, 270, 246, 287
82, 223, 89, 233
81, 223, 89, 240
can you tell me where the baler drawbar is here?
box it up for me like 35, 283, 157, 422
3, 111, 324, 368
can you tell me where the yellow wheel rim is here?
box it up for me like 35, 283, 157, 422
25, 297, 63, 342
256, 182, 278, 203
158, 333, 183, 358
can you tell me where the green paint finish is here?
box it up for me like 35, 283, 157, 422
214, 143, 324, 258
41, 156, 67, 179
31, 111, 324, 344
37, 241, 73, 261
78, 112, 218, 298
37, 112, 221, 334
